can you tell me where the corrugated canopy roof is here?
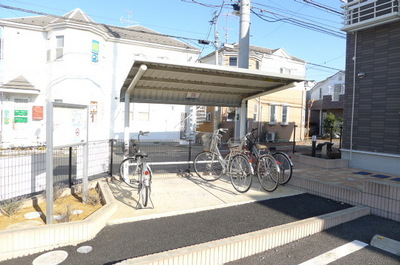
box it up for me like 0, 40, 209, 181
120, 59, 306, 107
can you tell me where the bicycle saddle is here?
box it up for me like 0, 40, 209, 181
256, 143, 268, 149
134, 151, 148, 158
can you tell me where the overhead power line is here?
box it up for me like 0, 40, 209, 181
300, 0, 343, 15
0, 4, 211, 46
250, 8, 346, 39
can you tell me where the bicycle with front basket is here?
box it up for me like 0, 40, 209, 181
193, 128, 254, 193
119, 131, 153, 208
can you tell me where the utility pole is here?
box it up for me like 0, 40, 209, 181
238, 0, 250, 69
213, 10, 220, 65
237, 0, 251, 138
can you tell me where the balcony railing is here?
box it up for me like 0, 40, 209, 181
342, 0, 400, 32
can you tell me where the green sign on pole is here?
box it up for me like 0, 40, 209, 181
14, 117, 28, 123
14, 110, 28, 116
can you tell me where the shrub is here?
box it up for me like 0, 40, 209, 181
56, 204, 73, 223
0, 198, 23, 217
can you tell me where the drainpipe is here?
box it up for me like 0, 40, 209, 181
239, 100, 247, 138
124, 64, 147, 157
349, 32, 357, 160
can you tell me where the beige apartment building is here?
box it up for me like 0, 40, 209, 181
199, 44, 310, 142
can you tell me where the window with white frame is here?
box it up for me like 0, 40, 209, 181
282, 105, 289, 125
55, 35, 64, 60
206, 112, 212, 122
333, 84, 342, 101
270, 105, 277, 123
229, 57, 238, 67
280, 67, 291, 75
253, 103, 258, 120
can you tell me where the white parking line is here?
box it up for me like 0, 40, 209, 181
298, 240, 368, 265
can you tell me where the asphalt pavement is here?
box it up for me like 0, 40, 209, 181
226, 215, 400, 265
0, 193, 352, 265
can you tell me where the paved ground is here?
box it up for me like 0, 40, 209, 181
105, 172, 306, 225
226, 214, 400, 265
0, 193, 353, 265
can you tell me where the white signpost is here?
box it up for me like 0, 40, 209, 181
46, 102, 89, 224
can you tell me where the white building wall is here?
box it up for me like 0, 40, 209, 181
309, 72, 345, 101
260, 49, 305, 77
0, 18, 200, 146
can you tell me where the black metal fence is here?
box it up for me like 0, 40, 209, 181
109, 139, 204, 176
0, 139, 204, 202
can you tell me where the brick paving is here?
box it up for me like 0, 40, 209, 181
294, 166, 400, 190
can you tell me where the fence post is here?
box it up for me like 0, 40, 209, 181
109, 139, 114, 176
292, 124, 297, 153
311, 135, 317, 157
187, 139, 192, 172
68, 146, 72, 188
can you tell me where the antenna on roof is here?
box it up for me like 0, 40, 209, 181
120, 10, 139, 26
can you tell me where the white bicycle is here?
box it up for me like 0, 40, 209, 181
119, 131, 153, 208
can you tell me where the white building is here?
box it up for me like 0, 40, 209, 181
0, 9, 201, 147
309, 71, 345, 102
307, 71, 345, 136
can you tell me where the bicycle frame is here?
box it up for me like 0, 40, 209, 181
208, 129, 229, 172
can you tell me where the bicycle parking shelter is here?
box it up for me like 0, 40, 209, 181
120, 58, 305, 147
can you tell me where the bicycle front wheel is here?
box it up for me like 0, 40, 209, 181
119, 158, 140, 188
257, 154, 279, 192
139, 185, 149, 207
193, 151, 223, 181
229, 154, 253, 193
273, 152, 293, 185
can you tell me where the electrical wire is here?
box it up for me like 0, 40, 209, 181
0, 4, 210, 45
252, 1, 342, 26
250, 8, 345, 39
298, 0, 343, 15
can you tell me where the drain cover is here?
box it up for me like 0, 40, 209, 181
24, 212, 42, 219
32, 250, 68, 265
77, 245, 93, 254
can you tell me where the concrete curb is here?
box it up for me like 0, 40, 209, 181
0, 180, 117, 262
116, 205, 370, 265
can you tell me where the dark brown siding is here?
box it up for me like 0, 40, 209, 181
343, 21, 400, 155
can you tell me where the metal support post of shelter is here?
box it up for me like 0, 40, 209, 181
46, 102, 89, 224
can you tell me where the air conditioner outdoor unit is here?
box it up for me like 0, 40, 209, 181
266, 132, 275, 142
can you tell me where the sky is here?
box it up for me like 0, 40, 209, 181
0, 0, 347, 83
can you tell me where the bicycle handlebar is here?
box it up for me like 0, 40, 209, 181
139, 131, 149, 136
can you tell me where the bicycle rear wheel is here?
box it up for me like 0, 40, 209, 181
257, 154, 279, 192
119, 158, 140, 188
272, 152, 293, 185
229, 154, 252, 193
193, 151, 223, 181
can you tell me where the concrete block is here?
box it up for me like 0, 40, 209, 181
371, 234, 400, 257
